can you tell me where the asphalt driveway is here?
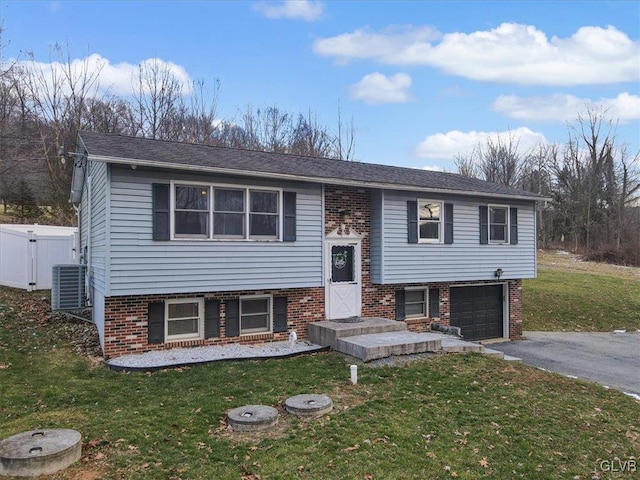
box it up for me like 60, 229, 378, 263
490, 331, 640, 397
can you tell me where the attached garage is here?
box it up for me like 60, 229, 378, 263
450, 284, 505, 341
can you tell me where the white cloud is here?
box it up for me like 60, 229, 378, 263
253, 0, 323, 21
314, 23, 639, 86
492, 92, 640, 123
350, 72, 412, 104
314, 25, 441, 65
15, 54, 193, 97
415, 127, 547, 160
421, 165, 444, 172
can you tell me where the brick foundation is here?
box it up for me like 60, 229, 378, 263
101, 185, 524, 358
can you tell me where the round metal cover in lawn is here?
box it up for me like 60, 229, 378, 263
0, 429, 82, 477
227, 405, 279, 432
285, 394, 333, 417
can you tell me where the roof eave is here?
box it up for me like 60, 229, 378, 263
88, 154, 547, 202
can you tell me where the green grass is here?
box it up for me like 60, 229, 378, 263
1, 286, 639, 479
524, 269, 640, 332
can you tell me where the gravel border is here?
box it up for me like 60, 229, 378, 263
105, 341, 328, 371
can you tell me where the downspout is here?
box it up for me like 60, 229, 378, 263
86, 171, 92, 306
73, 204, 80, 263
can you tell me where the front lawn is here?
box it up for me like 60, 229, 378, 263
1, 286, 638, 479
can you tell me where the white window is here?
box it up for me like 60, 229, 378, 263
165, 298, 204, 341
418, 200, 442, 243
174, 185, 209, 238
240, 295, 272, 335
249, 190, 279, 239
489, 205, 509, 244
405, 289, 428, 318
213, 188, 245, 238
172, 182, 281, 241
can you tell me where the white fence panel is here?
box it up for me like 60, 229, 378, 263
0, 225, 78, 290
0, 228, 29, 289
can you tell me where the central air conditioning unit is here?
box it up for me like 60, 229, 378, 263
51, 264, 86, 311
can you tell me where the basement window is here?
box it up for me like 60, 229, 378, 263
405, 289, 428, 318
240, 296, 272, 335
165, 298, 204, 341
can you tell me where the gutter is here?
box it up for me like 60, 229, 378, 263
88, 154, 551, 203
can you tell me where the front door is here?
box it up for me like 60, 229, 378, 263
325, 241, 361, 319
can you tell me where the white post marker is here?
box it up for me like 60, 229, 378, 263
350, 364, 358, 384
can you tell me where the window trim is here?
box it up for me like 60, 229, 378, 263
170, 180, 283, 241
165, 298, 204, 342
404, 287, 428, 319
239, 294, 273, 336
417, 199, 443, 244
488, 204, 510, 244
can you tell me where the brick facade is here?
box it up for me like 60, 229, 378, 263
100, 185, 524, 358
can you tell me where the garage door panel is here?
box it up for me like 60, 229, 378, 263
450, 285, 504, 341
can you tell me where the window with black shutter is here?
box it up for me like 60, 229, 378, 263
152, 184, 170, 241
147, 302, 165, 344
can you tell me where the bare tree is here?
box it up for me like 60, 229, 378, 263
550, 108, 639, 258
22, 44, 103, 219
335, 101, 356, 161
131, 58, 186, 140
454, 131, 529, 188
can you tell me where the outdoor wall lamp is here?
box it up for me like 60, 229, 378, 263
495, 268, 504, 279
340, 209, 351, 222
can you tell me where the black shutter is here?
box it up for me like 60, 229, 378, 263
225, 299, 240, 337
407, 201, 418, 244
147, 302, 165, 344
204, 299, 220, 339
395, 289, 406, 321
479, 205, 489, 245
429, 288, 440, 318
273, 296, 288, 333
444, 203, 454, 244
283, 191, 296, 242
152, 183, 170, 241
510, 207, 519, 245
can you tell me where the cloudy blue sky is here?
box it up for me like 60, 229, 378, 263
1, 0, 638, 170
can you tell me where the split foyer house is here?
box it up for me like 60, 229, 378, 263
69, 131, 544, 359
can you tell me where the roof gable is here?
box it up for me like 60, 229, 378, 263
78, 131, 545, 201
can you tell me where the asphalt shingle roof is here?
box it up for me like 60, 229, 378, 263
78, 131, 544, 201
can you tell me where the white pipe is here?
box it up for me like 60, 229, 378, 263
350, 364, 358, 385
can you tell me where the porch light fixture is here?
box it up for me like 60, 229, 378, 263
339, 209, 351, 222
495, 268, 504, 279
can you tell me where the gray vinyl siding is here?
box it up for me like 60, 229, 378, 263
79, 161, 108, 296
373, 190, 537, 284
89, 161, 109, 295
370, 190, 383, 283
107, 167, 323, 296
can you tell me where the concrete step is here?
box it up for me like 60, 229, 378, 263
502, 354, 522, 362
481, 347, 505, 359
440, 337, 485, 353
334, 331, 442, 362
308, 318, 407, 347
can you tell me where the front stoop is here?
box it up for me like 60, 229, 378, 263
335, 331, 443, 362
308, 318, 406, 347
309, 317, 508, 362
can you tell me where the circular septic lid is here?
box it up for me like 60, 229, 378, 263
285, 394, 333, 417
227, 405, 279, 432
0, 429, 82, 477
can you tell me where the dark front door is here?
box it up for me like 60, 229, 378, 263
450, 285, 504, 341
